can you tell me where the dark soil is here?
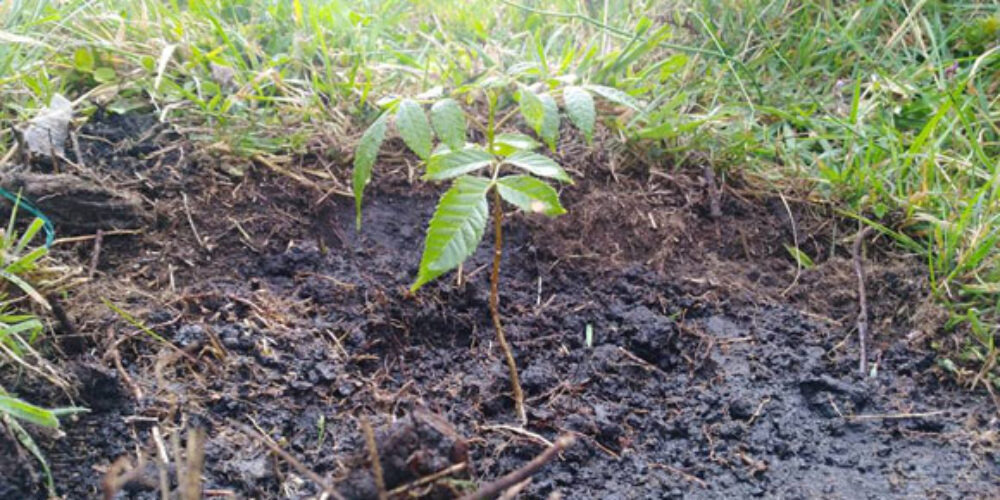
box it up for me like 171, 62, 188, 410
1, 114, 998, 499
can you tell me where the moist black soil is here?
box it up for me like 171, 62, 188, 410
1, 114, 998, 499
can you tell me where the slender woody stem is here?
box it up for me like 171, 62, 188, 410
490, 187, 526, 424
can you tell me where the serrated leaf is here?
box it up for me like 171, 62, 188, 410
425, 147, 492, 180
430, 98, 466, 151
539, 94, 560, 151
395, 98, 432, 160
0, 395, 59, 428
497, 175, 566, 216
584, 84, 642, 111
353, 112, 389, 229
491, 133, 541, 156
504, 151, 572, 184
516, 86, 544, 133
411, 176, 491, 291
563, 86, 595, 143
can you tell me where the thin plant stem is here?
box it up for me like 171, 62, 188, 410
490, 187, 526, 425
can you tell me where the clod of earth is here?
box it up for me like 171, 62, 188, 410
0, 170, 148, 233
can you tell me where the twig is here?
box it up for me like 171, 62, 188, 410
236, 422, 345, 500
52, 229, 142, 245
649, 463, 707, 488
151, 427, 171, 500
703, 164, 722, 219
617, 346, 669, 378
481, 424, 554, 448
845, 409, 947, 421
181, 427, 206, 500
386, 462, 467, 497
496, 479, 531, 500
458, 435, 574, 500
253, 153, 323, 193
779, 192, 801, 295
181, 192, 206, 250
853, 226, 874, 376
88, 229, 104, 278
361, 416, 387, 500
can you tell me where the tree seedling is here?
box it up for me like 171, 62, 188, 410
353, 74, 628, 423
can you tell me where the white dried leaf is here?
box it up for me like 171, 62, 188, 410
23, 94, 72, 158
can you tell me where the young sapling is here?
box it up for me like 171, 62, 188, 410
353, 74, 626, 423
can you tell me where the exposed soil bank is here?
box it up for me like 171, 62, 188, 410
1, 115, 997, 498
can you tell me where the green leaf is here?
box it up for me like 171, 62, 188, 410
783, 244, 815, 269
497, 175, 566, 216
425, 147, 493, 181
411, 176, 491, 292
563, 86, 595, 143
504, 151, 572, 184
395, 98, 432, 160
93, 67, 116, 83
584, 84, 642, 111
516, 85, 545, 133
539, 94, 560, 151
3, 414, 54, 495
430, 98, 466, 151
491, 133, 541, 156
73, 48, 94, 72
353, 112, 389, 229
0, 395, 59, 428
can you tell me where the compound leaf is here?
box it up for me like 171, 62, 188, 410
425, 146, 493, 181
563, 86, 595, 143
411, 176, 491, 292
395, 98, 433, 160
497, 175, 566, 216
504, 151, 573, 184
430, 98, 466, 151
352, 112, 389, 229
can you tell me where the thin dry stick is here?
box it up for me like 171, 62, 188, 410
386, 462, 467, 497
361, 416, 387, 500
490, 188, 527, 425
846, 409, 947, 421
182, 427, 206, 500
703, 164, 722, 219
853, 226, 874, 376
649, 463, 708, 488
779, 192, 802, 295
459, 435, 574, 500
181, 192, 206, 249
52, 229, 143, 245
151, 427, 171, 500
237, 422, 345, 500
88, 229, 104, 279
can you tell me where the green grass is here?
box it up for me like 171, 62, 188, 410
0, 0, 998, 402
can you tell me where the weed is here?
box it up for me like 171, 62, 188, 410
0, 203, 85, 494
